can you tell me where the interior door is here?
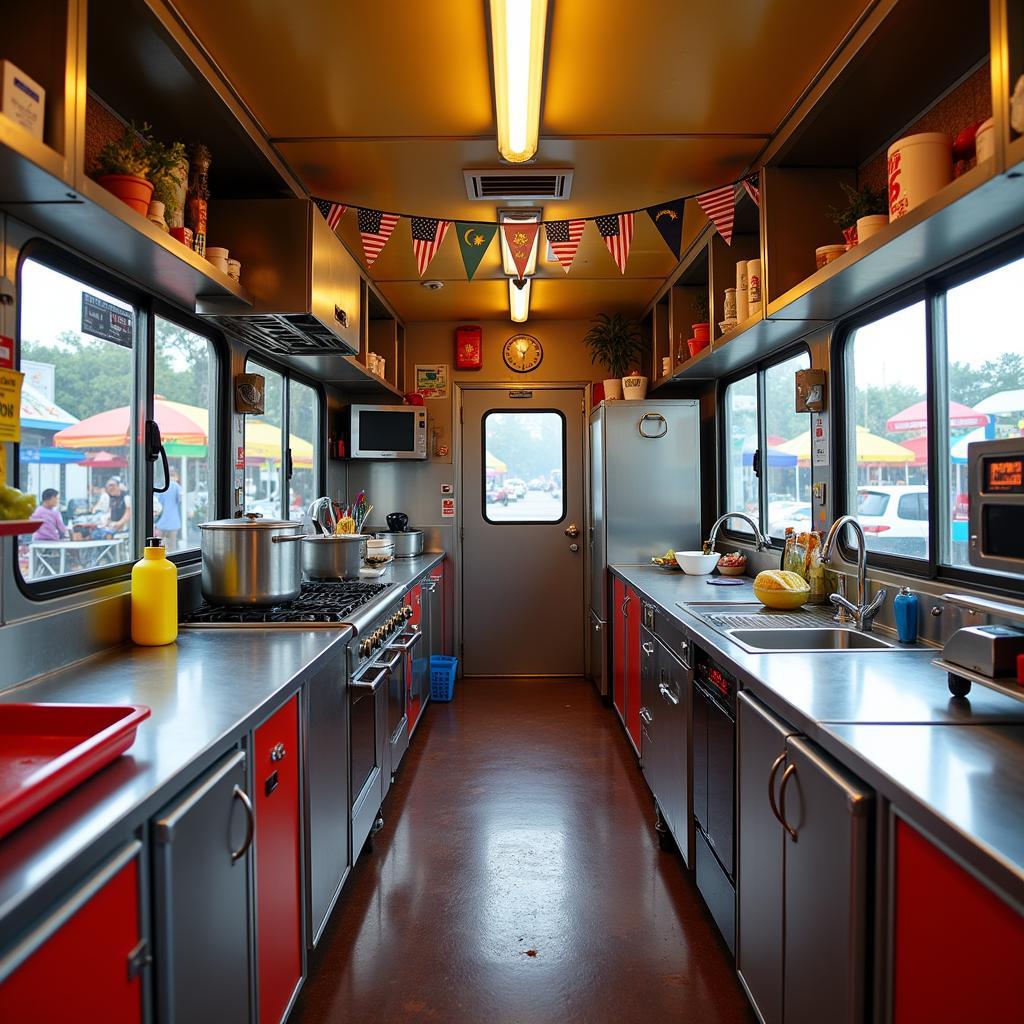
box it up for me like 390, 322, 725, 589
461, 386, 586, 676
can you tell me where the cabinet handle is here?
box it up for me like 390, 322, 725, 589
621, 594, 631, 616
767, 752, 787, 826
659, 682, 679, 705
270, 742, 286, 762
230, 785, 255, 863
642, 641, 655, 655
777, 763, 798, 842
639, 707, 652, 724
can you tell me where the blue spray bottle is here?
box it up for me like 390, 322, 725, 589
894, 586, 918, 644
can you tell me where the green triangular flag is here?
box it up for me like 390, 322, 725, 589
455, 222, 497, 280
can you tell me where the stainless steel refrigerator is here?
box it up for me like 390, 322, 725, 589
587, 399, 702, 696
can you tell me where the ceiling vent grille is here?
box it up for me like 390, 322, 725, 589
464, 168, 573, 201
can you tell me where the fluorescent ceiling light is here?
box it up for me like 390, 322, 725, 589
509, 277, 531, 322
490, 0, 548, 163
499, 210, 541, 276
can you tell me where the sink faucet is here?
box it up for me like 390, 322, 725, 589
706, 512, 772, 553
820, 515, 887, 632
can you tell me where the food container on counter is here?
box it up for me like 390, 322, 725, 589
199, 513, 303, 605
373, 528, 424, 558
855, 215, 888, 244
674, 550, 720, 575
301, 534, 367, 580
887, 132, 952, 221
816, 244, 847, 269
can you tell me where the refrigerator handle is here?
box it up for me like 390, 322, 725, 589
638, 412, 668, 439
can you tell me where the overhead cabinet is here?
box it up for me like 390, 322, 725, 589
737, 693, 872, 1024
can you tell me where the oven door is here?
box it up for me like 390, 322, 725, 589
381, 637, 414, 776
349, 661, 388, 858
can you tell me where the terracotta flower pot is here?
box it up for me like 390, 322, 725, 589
97, 174, 154, 216
692, 322, 710, 343
687, 336, 709, 358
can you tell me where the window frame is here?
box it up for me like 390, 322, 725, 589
479, 407, 568, 526
834, 237, 1024, 596
717, 342, 812, 549
242, 351, 326, 522
14, 239, 227, 599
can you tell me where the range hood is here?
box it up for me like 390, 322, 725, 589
197, 198, 361, 357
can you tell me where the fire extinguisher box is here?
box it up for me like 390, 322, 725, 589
455, 325, 483, 370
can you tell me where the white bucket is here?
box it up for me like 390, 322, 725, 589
887, 133, 952, 221
603, 377, 623, 401
622, 374, 649, 401
856, 214, 888, 243
747, 258, 762, 314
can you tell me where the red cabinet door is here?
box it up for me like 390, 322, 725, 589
625, 586, 642, 752
893, 817, 1024, 1023
0, 843, 144, 1023
612, 576, 627, 723
255, 695, 302, 1024
406, 583, 424, 730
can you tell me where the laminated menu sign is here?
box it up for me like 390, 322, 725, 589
82, 293, 133, 346
0, 369, 24, 443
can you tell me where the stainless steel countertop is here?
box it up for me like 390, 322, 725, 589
0, 552, 445, 936
612, 565, 1024, 907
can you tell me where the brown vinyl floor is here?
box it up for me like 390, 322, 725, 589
291, 678, 756, 1024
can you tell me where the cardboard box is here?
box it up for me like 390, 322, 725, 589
1, 60, 45, 141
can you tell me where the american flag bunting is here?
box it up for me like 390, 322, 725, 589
696, 185, 736, 245
743, 175, 761, 208
411, 217, 451, 276
545, 220, 586, 273
313, 198, 347, 231
357, 208, 399, 266
595, 213, 634, 274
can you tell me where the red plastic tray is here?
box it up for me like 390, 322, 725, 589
0, 519, 41, 537
0, 703, 151, 840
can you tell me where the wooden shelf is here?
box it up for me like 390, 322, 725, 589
1007, 133, 1024, 174
0, 116, 73, 203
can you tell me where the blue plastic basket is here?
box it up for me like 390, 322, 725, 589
430, 655, 458, 702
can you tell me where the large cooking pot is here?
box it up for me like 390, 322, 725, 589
372, 528, 424, 559
199, 513, 303, 606
302, 534, 368, 580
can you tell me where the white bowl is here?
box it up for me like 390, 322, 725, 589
674, 550, 721, 575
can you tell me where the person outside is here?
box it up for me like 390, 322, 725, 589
155, 468, 182, 551
30, 488, 69, 541
93, 477, 131, 539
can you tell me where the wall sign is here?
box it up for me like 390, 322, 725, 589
812, 415, 828, 467
0, 336, 13, 370
441, 497, 456, 518
415, 364, 449, 399
81, 293, 133, 346
0, 369, 24, 443
441, 484, 454, 495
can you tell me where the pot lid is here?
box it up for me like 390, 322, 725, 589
200, 512, 302, 530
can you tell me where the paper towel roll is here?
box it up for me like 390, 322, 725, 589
735, 261, 749, 321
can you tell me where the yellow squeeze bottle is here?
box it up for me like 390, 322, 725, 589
131, 537, 178, 646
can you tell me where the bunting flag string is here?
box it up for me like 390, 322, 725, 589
596, 213, 634, 274
743, 175, 761, 208
357, 208, 399, 266
696, 185, 735, 245
502, 221, 540, 279
646, 199, 686, 257
313, 198, 347, 230
545, 220, 585, 273
411, 217, 451, 276
456, 222, 498, 280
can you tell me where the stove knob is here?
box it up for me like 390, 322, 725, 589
403, 605, 413, 620
371, 630, 382, 649
359, 639, 372, 657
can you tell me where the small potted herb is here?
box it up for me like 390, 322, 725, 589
94, 123, 154, 216
146, 137, 188, 232
829, 182, 888, 247
583, 313, 645, 401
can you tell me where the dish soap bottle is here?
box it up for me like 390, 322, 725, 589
894, 586, 918, 644
132, 538, 178, 646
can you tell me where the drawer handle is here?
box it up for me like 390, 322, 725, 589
777, 763, 798, 842
270, 742, 286, 762
230, 785, 255, 863
658, 682, 679, 705
767, 752, 787, 826
641, 642, 654, 655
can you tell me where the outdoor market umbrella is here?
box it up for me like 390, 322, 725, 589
780, 426, 915, 464
243, 419, 314, 467
78, 450, 129, 468
885, 400, 989, 432
53, 398, 207, 449
485, 451, 508, 474
20, 380, 78, 431
741, 435, 797, 468
975, 389, 1024, 416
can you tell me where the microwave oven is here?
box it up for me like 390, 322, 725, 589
342, 404, 428, 460
967, 437, 1024, 574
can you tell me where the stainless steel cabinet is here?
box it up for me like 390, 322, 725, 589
737, 693, 872, 1024
152, 750, 252, 1024
654, 635, 690, 864
304, 653, 350, 948
639, 623, 658, 797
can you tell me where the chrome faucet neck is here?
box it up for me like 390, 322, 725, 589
707, 512, 771, 552
821, 515, 886, 632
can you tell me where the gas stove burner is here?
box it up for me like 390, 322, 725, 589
185, 580, 393, 625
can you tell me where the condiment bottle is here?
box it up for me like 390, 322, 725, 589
894, 586, 918, 644
132, 538, 178, 646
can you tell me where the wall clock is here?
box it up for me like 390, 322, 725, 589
502, 333, 543, 373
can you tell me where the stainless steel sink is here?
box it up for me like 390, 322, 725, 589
726, 627, 896, 653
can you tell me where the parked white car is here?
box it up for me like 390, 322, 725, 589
856, 485, 928, 557
504, 477, 528, 499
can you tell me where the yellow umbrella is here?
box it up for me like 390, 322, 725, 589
485, 450, 507, 473
779, 425, 914, 464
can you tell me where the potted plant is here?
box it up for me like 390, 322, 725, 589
146, 137, 187, 233
583, 313, 644, 401
829, 182, 888, 247
93, 123, 154, 216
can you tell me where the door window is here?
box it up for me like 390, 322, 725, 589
287, 378, 320, 520
482, 410, 565, 523
244, 362, 284, 518
723, 373, 757, 536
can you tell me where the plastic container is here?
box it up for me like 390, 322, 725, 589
131, 538, 178, 646
206, 246, 230, 274
894, 586, 919, 644
815, 244, 846, 269
856, 215, 888, 243
975, 117, 995, 164
887, 132, 952, 221
430, 655, 458, 702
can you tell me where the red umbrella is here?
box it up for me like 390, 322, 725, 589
78, 450, 129, 468
54, 399, 207, 449
886, 401, 989, 433
902, 435, 929, 467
